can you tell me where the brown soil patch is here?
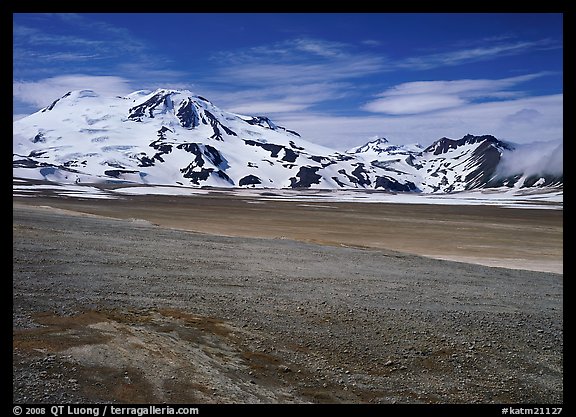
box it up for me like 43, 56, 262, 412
13, 193, 562, 273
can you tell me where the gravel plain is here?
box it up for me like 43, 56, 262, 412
12, 199, 563, 404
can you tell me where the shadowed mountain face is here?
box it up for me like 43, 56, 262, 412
13, 89, 562, 192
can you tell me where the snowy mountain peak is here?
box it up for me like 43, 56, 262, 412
41, 89, 102, 112
347, 136, 424, 157
366, 136, 389, 145
347, 136, 389, 154
424, 134, 512, 156
127, 89, 206, 123
13, 88, 562, 193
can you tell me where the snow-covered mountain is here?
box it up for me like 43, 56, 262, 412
347, 136, 424, 156
13, 88, 562, 193
348, 134, 562, 193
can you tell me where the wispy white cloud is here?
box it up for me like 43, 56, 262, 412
204, 38, 386, 118
291, 38, 348, 58
207, 36, 559, 122
504, 108, 542, 124
497, 139, 563, 177
13, 48, 101, 65
364, 94, 466, 115
39, 52, 102, 62
218, 82, 347, 114
212, 36, 558, 88
13, 24, 105, 49
276, 94, 563, 150
13, 75, 133, 109
228, 101, 310, 114
361, 39, 381, 47
363, 74, 548, 115
199, 82, 350, 118
214, 38, 350, 63
220, 58, 384, 85
13, 15, 146, 54
13, 16, 169, 82
397, 39, 559, 70
213, 37, 385, 86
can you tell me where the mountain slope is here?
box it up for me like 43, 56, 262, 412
13, 88, 562, 193
347, 134, 562, 193
12, 88, 417, 191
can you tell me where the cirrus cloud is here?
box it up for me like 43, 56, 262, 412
362, 73, 549, 115
13, 75, 133, 109
276, 93, 563, 150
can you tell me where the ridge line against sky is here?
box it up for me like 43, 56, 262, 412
13, 13, 563, 150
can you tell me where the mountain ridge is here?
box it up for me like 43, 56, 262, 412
13, 88, 562, 193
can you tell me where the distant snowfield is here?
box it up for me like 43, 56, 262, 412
13, 184, 116, 199
13, 182, 563, 209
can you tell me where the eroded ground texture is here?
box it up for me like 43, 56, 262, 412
13, 201, 563, 404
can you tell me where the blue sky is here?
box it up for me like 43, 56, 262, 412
13, 13, 563, 149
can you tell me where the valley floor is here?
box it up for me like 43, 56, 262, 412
12, 196, 563, 404
12, 187, 563, 274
